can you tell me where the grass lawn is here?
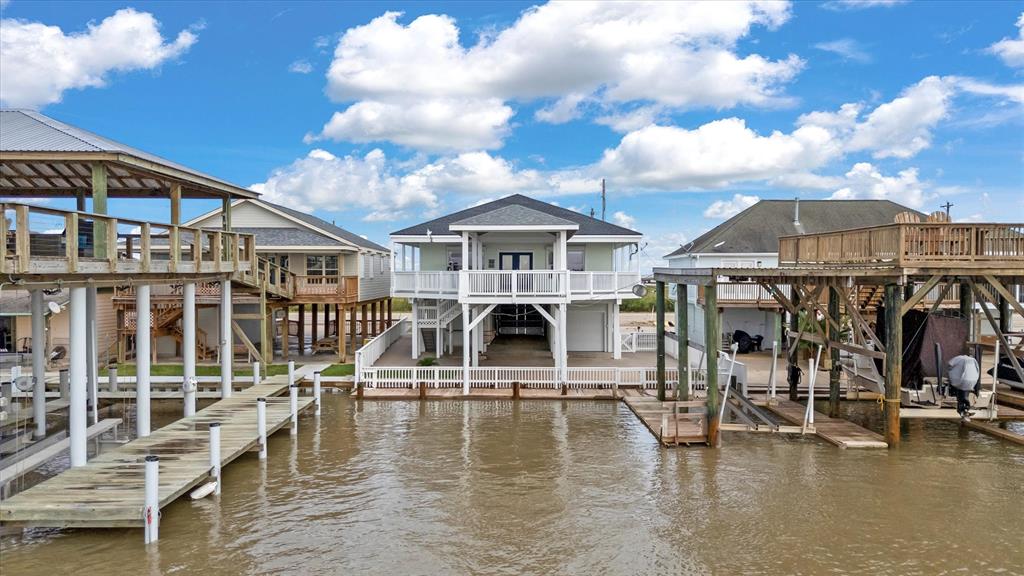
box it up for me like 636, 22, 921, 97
619, 290, 675, 313
114, 363, 354, 378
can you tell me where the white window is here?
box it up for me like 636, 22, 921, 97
567, 247, 585, 271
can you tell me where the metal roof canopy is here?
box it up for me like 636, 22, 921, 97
0, 110, 258, 200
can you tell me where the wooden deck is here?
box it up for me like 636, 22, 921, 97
762, 398, 888, 448
0, 367, 325, 528
621, 394, 708, 447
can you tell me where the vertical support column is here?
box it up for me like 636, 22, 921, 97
289, 384, 299, 436
788, 288, 801, 401
169, 183, 182, 227
323, 302, 330, 340
221, 196, 232, 231
558, 303, 568, 384
411, 299, 419, 359
297, 304, 305, 356
655, 280, 666, 402
387, 299, 393, 327
256, 397, 267, 459
136, 284, 152, 438
220, 279, 232, 398
91, 162, 108, 258
469, 307, 478, 368
371, 302, 379, 337
360, 304, 368, 345
883, 283, 902, 447
69, 287, 88, 466
612, 299, 621, 360
462, 304, 471, 395
704, 282, 720, 447
260, 287, 271, 369
86, 285, 98, 425
959, 280, 973, 341
677, 284, 689, 401
338, 305, 347, 362
999, 293, 1011, 334
349, 305, 357, 356
31, 290, 46, 439
183, 282, 197, 416
828, 284, 841, 418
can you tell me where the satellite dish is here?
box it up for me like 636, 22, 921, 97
632, 284, 647, 298
47, 301, 62, 314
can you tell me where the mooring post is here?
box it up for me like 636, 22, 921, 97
209, 422, 221, 495
252, 361, 260, 387
313, 372, 322, 415
828, 284, 841, 418
289, 384, 299, 436
183, 375, 197, 418
704, 281, 720, 447
884, 283, 903, 447
256, 397, 267, 459
287, 360, 295, 387
144, 455, 160, 544
676, 283, 689, 401
108, 365, 119, 393
655, 280, 666, 402
959, 280, 973, 341
59, 369, 69, 400
419, 381, 427, 400
512, 381, 521, 399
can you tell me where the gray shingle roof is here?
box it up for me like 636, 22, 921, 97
262, 201, 388, 252
666, 199, 924, 257
452, 204, 578, 228
0, 109, 254, 195
393, 194, 641, 236
231, 227, 344, 247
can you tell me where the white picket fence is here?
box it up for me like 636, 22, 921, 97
358, 365, 682, 390
354, 318, 409, 381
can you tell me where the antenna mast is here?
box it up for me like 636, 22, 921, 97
601, 178, 606, 221
941, 201, 954, 219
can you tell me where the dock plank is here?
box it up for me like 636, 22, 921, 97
0, 367, 327, 529
763, 398, 888, 449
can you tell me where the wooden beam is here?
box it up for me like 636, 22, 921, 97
169, 183, 182, 226
787, 330, 886, 360
91, 162, 108, 260
969, 279, 1024, 385
900, 274, 942, 315
828, 285, 841, 418
677, 284, 689, 401
231, 320, 262, 364
656, 280, 666, 402
983, 275, 1024, 320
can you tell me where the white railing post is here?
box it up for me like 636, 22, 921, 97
143, 455, 160, 544
209, 422, 221, 495
257, 397, 267, 459
252, 361, 260, 386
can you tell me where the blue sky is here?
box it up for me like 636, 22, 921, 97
2, 0, 1022, 270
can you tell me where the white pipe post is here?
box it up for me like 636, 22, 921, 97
209, 422, 221, 496
411, 300, 419, 359
252, 361, 261, 387
288, 360, 295, 387
144, 455, 160, 544
86, 285, 99, 425
804, 345, 823, 429
220, 279, 233, 398
136, 284, 152, 438
769, 340, 779, 401
991, 340, 1000, 420
462, 304, 471, 395
559, 303, 568, 385
183, 375, 197, 418
256, 397, 267, 459
69, 287, 88, 467
183, 281, 196, 412
313, 372, 322, 416
30, 290, 46, 439
289, 384, 299, 436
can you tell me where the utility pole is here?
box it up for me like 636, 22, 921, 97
941, 201, 953, 219
601, 178, 606, 221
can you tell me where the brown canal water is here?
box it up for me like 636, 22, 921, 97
1, 395, 1023, 576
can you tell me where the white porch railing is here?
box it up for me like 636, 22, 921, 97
461, 270, 567, 298
392, 271, 459, 297
358, 365, 682, 389
354, 318, 409, 382
569, 271, 641, 297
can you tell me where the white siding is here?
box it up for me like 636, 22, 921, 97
358, 252, 391, 301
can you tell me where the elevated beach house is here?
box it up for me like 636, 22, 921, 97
664, 199, 925, 349
360, 194, 647, 392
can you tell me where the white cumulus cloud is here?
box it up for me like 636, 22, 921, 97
314, 2, 803, 150
288, 59, 313, 74
813, 38, 871, 63
988, 12, 1024, 68
0, 8, 198, 108
612, 211, 636, 230
829, 162, 929, 208
703, 193, 760, 218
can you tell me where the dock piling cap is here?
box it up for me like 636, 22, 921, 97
290, 384, 298, 388
145, 455, 159, 462
257, 397, 266, 402
209, 422, 221, 428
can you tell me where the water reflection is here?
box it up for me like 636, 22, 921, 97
1, 395, 1022, 575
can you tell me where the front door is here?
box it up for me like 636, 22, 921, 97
499, 252, 532, 270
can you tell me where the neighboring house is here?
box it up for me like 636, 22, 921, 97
388, 194, 643, 384
119, 198, 392, 363
664, 199, 924, 348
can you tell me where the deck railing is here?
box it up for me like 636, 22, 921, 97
695, 282, 790, 305
293, 274, 358, 301
392, 271, 459, 297
393, 269, 640, 301
1, 202, 256, 276
358, 365, 681, 390
568, 271, 641, 297
354, 317, 409, 381
778, 222, 1024, 267
461, 270, 567, 298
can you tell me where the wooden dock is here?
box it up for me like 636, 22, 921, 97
0, 369, 322, 528
621, 394, 708, 447
762, 398, 888, 448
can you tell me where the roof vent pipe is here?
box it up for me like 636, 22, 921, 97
793, 197, 800, 226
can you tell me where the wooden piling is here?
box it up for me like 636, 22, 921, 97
512, 381, 521, 399
828, 284, 841, 418
788, 287, 801, 401
676, 284, 689, 401
419, 381, 427, 399
655, 280, 666, 402
884, 283, 903, 447
704, 281, 720, 446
